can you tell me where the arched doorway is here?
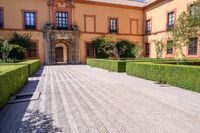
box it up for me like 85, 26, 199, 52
55, 43, 68, 64
55, 47, 64, 62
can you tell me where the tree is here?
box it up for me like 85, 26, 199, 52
100, 36, 117, 58
8, 32, 32, 59
131, 43, 142, 59
90, 36, 109, 58
0, 40, 14, 62
151, 38, 165, 60
8, 32, 32, 48
116, 39, 135, 58
0, 40, 25, 62
170, 0, 200, 61
90, 36, 136, 59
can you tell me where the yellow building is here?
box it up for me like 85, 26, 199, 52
0, 0, 198, 64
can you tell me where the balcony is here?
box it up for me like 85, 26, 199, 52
43, 24, 79, 31
56, 24, 72, 30
24, 25, 36, 30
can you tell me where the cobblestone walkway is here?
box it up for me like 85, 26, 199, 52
0, 65, 200, 133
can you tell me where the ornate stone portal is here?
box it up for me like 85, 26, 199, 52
43, 30, 80, 65
43, 0, 80, 65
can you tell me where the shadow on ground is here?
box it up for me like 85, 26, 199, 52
0, 66, 62, 132
18, 109, 62, 133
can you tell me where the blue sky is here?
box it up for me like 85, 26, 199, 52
134, 0, 146, 2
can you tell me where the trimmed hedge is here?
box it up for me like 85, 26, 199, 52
87, 59, 126, 72
157, 60, 200, 66
126, 62, 200, 93
126, 58, 200, 64
2, 60, 41, 76
0, 60, 40, 108
0, 65, 29, 108
18, 60, 40, 76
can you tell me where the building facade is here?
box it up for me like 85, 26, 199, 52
0, 0, 198, 64
144, 0, 199, 58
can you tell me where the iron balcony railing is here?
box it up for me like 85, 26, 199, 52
56, 24, 73, 30
24, 25, 36, 30
44, 23, 79, 31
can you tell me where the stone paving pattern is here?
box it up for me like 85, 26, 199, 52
0, 65, 200, 133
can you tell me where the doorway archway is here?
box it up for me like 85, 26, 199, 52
55, 43, 68, 64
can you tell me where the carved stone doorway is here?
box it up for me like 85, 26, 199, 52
43, 30, 80, 65
55, 42, 69, 64
55, 47, 64, 62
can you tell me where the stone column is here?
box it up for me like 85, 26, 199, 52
73, 31, 80, 64
43, 31, 51, 65
51, 39, 56, 65
68, 39, 72, 64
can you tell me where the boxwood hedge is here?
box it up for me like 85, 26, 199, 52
18, 60, 40, 76
0, 59, 40, 108
0, 65, 29, 108
157, 60, 200, 66
87, 59, 126, 72
126, 62, 200, 93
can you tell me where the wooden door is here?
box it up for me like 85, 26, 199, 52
55, 47, 64, 62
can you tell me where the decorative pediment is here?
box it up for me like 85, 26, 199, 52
49, 0, 75, 8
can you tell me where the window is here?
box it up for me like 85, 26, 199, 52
146, 19, 151, 33
145, 43, 150, 57
167, 11, 175, 29
56, 12, 68, 30
24, 12, 36, 29
190, 4, 200, 25
0, 8, 3, 29
109, 18, 118, 33
167, 40, 173, 55
188, 37, 198, 55
27, 42, 37, 58
86, 43, 95, 58
190, 4, 198, 17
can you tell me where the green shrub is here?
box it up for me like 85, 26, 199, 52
18, 60, 40, 76
126, 58, 200, 65
87, 59, 126, 72
90, 36, 109, 58
115, 39, 135, 58
157, 60, 200, 66
8, 32, 32, 60
126, 62, 200, 93
0, 65, 28, 108
0, 59, 40, 76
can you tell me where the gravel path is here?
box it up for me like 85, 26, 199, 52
0, 65, 200, 133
